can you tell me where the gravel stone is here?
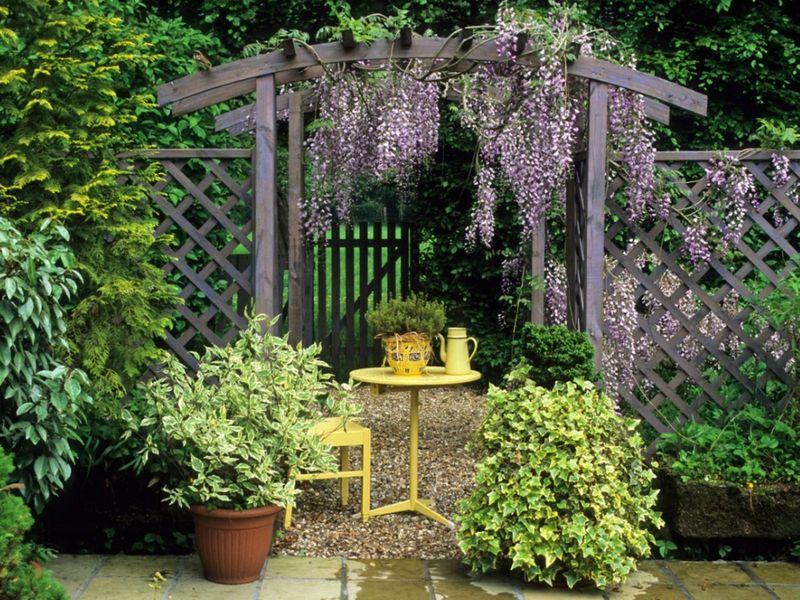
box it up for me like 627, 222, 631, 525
273, 384, 487, 559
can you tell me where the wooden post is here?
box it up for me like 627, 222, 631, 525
253, 74, 280, 333
583, 81, 608, 369
530, 218, 545, 325
287, 92, 305, 346
565, 176, 578, 330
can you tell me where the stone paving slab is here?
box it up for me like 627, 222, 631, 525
47, 555, 800, 600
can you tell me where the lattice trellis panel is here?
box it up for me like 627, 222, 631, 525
604, 151, 800, 447
146, 149, 254, 372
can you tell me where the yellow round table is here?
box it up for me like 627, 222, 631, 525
349, 366, 481, 528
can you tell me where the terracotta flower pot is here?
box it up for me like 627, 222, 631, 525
190, 504, 280, 584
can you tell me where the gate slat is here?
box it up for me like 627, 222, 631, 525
345, 225, 356, 374
331, 226, 342, 373
359, 223, 369, 369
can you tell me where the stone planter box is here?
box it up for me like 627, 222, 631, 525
658, 471, 800, 539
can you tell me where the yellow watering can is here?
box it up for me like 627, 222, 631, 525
436, 327, 478, 375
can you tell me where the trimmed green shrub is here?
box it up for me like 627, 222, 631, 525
0, 448, 68, 600
510, 323, 599, 389
0, 219, 93, 512
456, 370, 661, 589
366, 293, 446, 338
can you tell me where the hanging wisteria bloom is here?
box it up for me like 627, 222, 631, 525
374, 65, 440, 186
703, 154, 758, 245
545, 259, 567, 326
675, 154, 758, 267
304, 62, 439, 239
305, 70, 376, 239
461, 6, 579, 247
608, 86, 657, 221
603, 260, 639, 400
771, 152, 791, 189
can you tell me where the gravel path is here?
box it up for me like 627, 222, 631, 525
273, 384, 487, 559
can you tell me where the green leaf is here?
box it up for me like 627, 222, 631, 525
64, 377, 81, 399
4, 277, 16, 298
16, 401, 34, 415
19, 298, 33, 321
34, 456, 46, 480
0, 303, 12, 323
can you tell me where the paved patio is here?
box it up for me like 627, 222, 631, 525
47, 554, 800, 599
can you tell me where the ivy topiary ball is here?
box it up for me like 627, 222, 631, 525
455, 372, 661, 589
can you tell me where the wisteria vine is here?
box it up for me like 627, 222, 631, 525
303, 63, 439, 239
460, 7, 580, 246
296, 5, 798, 408
303, 4, 661, 249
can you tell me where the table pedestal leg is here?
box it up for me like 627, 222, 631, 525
368, 389, 453, 528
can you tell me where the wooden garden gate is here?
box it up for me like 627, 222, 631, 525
316, 223, 416, 379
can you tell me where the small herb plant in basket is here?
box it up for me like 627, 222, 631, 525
366, 293, 446, 375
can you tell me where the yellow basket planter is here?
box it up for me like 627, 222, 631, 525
382, 333, 433, 376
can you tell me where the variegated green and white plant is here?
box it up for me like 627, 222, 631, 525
121, 314, 358, 511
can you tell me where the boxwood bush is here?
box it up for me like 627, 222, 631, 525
456, 369, 661, 589
0, 447, 67, 600
510, 323, 599, 389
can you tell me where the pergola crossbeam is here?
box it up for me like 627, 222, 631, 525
159, 38, 706, 118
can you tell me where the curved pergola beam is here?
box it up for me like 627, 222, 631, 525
158, 37, 707, 117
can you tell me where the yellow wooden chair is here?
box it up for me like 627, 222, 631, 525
284, 416, 371, 529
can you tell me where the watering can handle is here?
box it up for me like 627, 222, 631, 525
467, 337, 478, 361
436, 333, 446, 362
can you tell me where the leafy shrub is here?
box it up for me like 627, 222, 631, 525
0, 448, 68, 600
366, 293, 446, 338
510, 323, 599, 389
121, 314, 359, 511
0, 219, 93, 511
656, 404, 800, 485
456, 370, 661, 589
0, 0, 179, 407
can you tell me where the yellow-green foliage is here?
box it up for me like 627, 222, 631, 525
456, 370, 661, 589
0, 0, 179, 407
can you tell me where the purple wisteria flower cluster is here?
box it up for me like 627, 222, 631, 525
544, 259, 567, 326
545, 246, 751, 403
304, 4, 662, 246
603, 263, 638, 398
461, 7, 579, 247
768, 152, 798, 228
304, 63, 439, 239
676, 154, 758, 267
771, 152, 791, 189
608, 87, 658, 221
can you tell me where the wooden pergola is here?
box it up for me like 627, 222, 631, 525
157, 35, 707, 361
